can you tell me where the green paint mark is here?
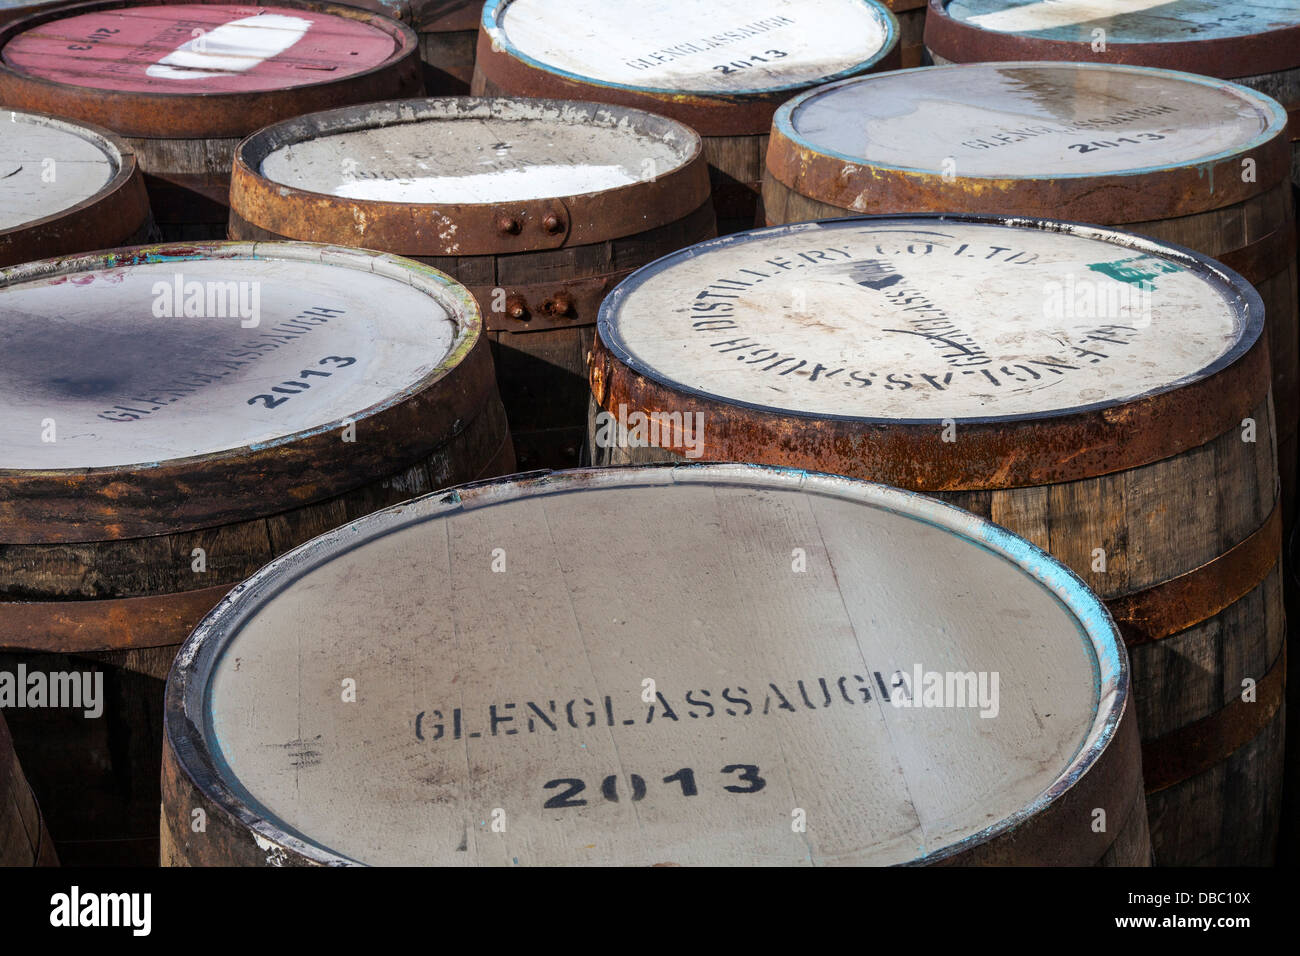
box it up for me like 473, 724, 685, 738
1086, 254, 1183, 290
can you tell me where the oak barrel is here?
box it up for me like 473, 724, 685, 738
923, 0, 1300, 187
0, 0, 422, 238
161, 463, 1149, 866
228, 96, 715, 469
412, 0, 480, 92
588, 215, 1285, 866
0, 240, 513, 865
884, 0, 926, 67
0, 709, 57, 866
471, 0, 900, 234
763, 62, 1300, 532
1, 110, 153, 267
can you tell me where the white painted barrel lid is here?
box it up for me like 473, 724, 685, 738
483, 0, 897, 94
775, 62, 1287, 179
940, 0, 1300, 43
598, 216, 1259, 422
172, 464, 1128, 866
0, 112, 123, 230
0, 243, 475, 470
257, 99, 695, 204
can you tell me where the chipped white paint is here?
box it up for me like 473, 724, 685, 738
0, 254, 462, 469
602, 220, 1243, 420
259, 104, 689, 203
145, 13, 312, 80
0, 112, 117, 230
200, 467, 1117, 865
491, 0, 893, 93
945, 0, 1300, 41
785, 63, 1277, 176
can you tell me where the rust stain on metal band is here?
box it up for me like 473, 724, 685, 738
1110, 505, 1281, 647
0, 581, 235, 654
588, 326, 1271, 491
1141, 642, 1286, 795
471, 268, 624, 332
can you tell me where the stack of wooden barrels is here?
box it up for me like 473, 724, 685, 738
0, 0, 1294, 869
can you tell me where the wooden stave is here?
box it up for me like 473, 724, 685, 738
762, 75, 1299, 528
412, 0, 481, 92
881, 0, 926, 68
158, 463, 1148, 867
0, 708, 57, 866
587, 218, 1282, 866
470, 2, 901, 233
0, 111, 155, 267
227, 98, 717, 468
0, 0, 425, 235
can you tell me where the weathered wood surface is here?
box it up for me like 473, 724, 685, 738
763, 62, 1298, 530
0, 240, 512, 866
161, 465, 1148, 866
228, 97, 715, 468
471, 0, 899, 232
412, 0, 481, 91
589, 216, 1282, 866
0, 708, 57, 866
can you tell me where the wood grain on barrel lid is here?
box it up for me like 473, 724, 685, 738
943, 0, 1300, 42
0, 111, 118, 229
2, 4, 398, 93
258, 99, 691, 203
0, 249, 460, 470
189, 466, 1120, 866
486, 0, 896, 94
781, 63, 1280, 178
599, 219, 1248, 421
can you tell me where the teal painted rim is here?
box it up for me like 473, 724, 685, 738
774, 60, 1289, 181
482, 0, 900, 98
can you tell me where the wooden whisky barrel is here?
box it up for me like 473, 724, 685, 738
884, 0, 926, 67
762, 62, 1299, 530
588, 215, 1285, 866
228, 96, 715, 469
1, 110, 153, 267
0, 0, 422, 239
0, 240, 513, 865
0, 0, 60, 25
412, 0, 480, 92
923, 0, 1300, 186
0, 709, 57, 866
471, 0, 900, 234
160, 463, 1149, 867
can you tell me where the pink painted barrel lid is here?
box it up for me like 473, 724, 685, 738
3, 3, 400, 93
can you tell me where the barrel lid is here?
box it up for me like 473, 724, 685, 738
2, 3, 398, 93
591, 215, 1266, 488
0, 241, 488, 542
233, 98, 709, 252
767, 62, 1290, 221
925, 0, 1300, 78
0, 110, 127, 231
476, 0, 899, 134
0, 1, 419, 138
168, 463, 1130, 866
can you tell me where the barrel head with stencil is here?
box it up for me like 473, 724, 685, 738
471, 0, 901, 232
160, 464, 1148, 866
589, 215, 1283, 865
0, 240, 512, 865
